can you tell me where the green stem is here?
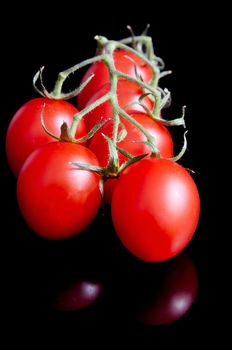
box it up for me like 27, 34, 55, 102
35, 32, 184, 175
69, 92, 111, 139
115, 40, 160, 86
121, 35, 155, 61
116, 71, 161, 116
53, 54, 105, 97
102, 47, 121, 167
120, 36, 165, 68
117, 37, 162, 85
118, 108, 160, 156
68, 36, 162, 160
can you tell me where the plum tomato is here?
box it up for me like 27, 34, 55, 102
17, 142, 101, 240
111, 158, 200, 262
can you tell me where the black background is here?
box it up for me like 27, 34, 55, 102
0, 3, 228, 347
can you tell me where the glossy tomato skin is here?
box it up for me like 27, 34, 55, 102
83, 80, 154, 132
111, 158, 200, 262
6, 98, 86, 176
17, 142, 101, 240
89, 112, 173, 167
78, 49, 153, 110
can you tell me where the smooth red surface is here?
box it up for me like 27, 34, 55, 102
77, 49, 153, 110
83, 80, 154, 132
111, 158, 200, 262
53, 280, 103, 312
6, 98, 86, 176
103, 178, 119, 204
17, 142, 101, 239
138, 253, 198, 325
89, 112, 173, 168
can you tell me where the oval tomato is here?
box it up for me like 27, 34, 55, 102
88, 112, 173, 168
111, 158, 200, 262
6, 98, 86, 176
83, 80, 154, 132
78, 49, 153, 110
17, 142, 101, 240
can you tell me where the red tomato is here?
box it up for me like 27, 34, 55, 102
103, 178, 119, 204
83, 80, 154, 132
88, 112, 173, 168
6, 98, 86, 176
53, 280, 103, 312
78, 49, 153, 110
111, 158, 200, 262
17, 142, 101, 240
137, 253, 198, 325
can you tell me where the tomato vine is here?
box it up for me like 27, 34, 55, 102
33, 30, 187, 179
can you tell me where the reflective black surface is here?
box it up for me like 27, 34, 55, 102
1, 4, 226, 345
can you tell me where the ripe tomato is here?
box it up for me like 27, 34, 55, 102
88, 112, 173, 168
78, 49, 153, 110
17, 142, 101, 240
83, 79, 154, 132
6, 98, 86, 176
111, 158, 200, 262
137, 253, 198, 325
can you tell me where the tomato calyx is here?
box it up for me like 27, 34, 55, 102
70, 133, 148, 200
70, 145, 148, 178
40, 102, 109, 144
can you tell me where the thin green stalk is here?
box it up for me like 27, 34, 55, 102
118, 108, 160, 156
69, 92, 111, 139
53, 54, 105, 97
102, 48, 121, 167
116, 71, 161, 116
113, 39, 160, 85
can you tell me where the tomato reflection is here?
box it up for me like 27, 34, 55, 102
53, 280, 103, 312
137, 253, 198, 325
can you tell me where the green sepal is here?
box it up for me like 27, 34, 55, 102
101, 134, 120, 171
139, 102, 186, 128
33, 66, 53, 99
116, 147, 134, 159
169, 131, 188, 162
119, 153, 148, 172
75, 119, 109, 143
56, 73, 95, 100
160, 88, 171, 110
117, 127, 127, 142
70, 162, 104, 175
40, 103, 60, 140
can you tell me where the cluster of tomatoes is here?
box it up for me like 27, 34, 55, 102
6, 33, 200, 262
